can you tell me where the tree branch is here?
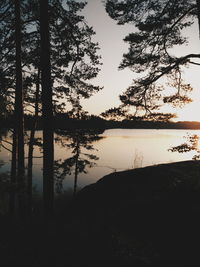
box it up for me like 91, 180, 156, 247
1, 139, 12, 145
189, 60, 200, 66
0, 143, 12, 153
0, 3, 12, 22
163, 5, 196, 57
143, 54, 200, 87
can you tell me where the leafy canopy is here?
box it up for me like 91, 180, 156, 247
0, 0, 102, 116
105, 0, 200, 117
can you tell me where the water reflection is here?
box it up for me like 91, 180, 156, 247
27, 131, 42, 215
54, 129, 104, 195
0, 128, 104, 214
1, 128, 200, 203
0, 160, 10, 214
0, 128, 10, 153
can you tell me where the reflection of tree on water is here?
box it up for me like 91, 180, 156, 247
0, 129, 11, 152
0, 160, 10, 214
0, 128, 103, 212
169, 134, 200, 160
0, 130, 15, 214
54, 129, 104, 195
0, 129, 42, 216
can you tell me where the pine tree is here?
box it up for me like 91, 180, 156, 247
106, 0, 200, 117
15, 0, 25, 191
1, 0, 102, 215
39, 0, 54, 216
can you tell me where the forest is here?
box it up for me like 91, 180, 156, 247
1, 0, 200, 266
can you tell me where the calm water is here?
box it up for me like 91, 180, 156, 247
1, 128, 200, 193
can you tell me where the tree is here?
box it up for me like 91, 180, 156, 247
1, 0, 102, 128
27, 70, 40, 215
105, 0, 200, 118
24, 0, 102, 114
14, 0, 25, 214
169, 134, 200, 160
1, 0, 102, 215
54, 129, 103, 195
39, 0, 54, 216
49, 0, 102, 115
101, 107, 127, 121
0, 0, 25, 215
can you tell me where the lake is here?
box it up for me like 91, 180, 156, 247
0, 128, 200, 194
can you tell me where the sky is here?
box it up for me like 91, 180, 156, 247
79, 0, 200, 121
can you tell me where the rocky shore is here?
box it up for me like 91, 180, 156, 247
74, 160, 200, 266
1, 160, 200, 267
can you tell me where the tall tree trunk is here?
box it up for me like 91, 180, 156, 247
27, 69, 40, 216
9, 129, 17, 215
73, 157, 78, 197
73, 141, 80, 197
40, 0, 54, 217
15, 0, 25, 216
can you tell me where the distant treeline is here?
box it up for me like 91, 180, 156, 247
2, 114, 200, 130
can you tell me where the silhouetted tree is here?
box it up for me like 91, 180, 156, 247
14, 0, 25, 213
1, 0, 102, 215
54, 129, 103, 195
9, 130, 17, 215
39, 0, 54, 216
101, 107, 127, 121
144, 113, 177, 122
0, 1, 15, 115
105, 0, 200, 117
0, 161, 10, 214
0, 1, 29, 215
1, 0, 102, 130
101, 107, 176, 122
22, 0, 102, 114
49, 1, 102, 112
27, 70, 40, 215
169, 134, 200, 160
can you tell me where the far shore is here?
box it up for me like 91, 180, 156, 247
2, 115, 200, 130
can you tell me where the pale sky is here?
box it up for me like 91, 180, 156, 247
80, 0, 200, 121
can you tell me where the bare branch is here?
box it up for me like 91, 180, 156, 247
189, 61, 200, 66
1, 139, 12, 146
0, 143, 12, 153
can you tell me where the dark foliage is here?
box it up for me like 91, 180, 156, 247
105, 0, 199, 118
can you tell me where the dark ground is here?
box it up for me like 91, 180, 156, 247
1, 160, 200, 266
